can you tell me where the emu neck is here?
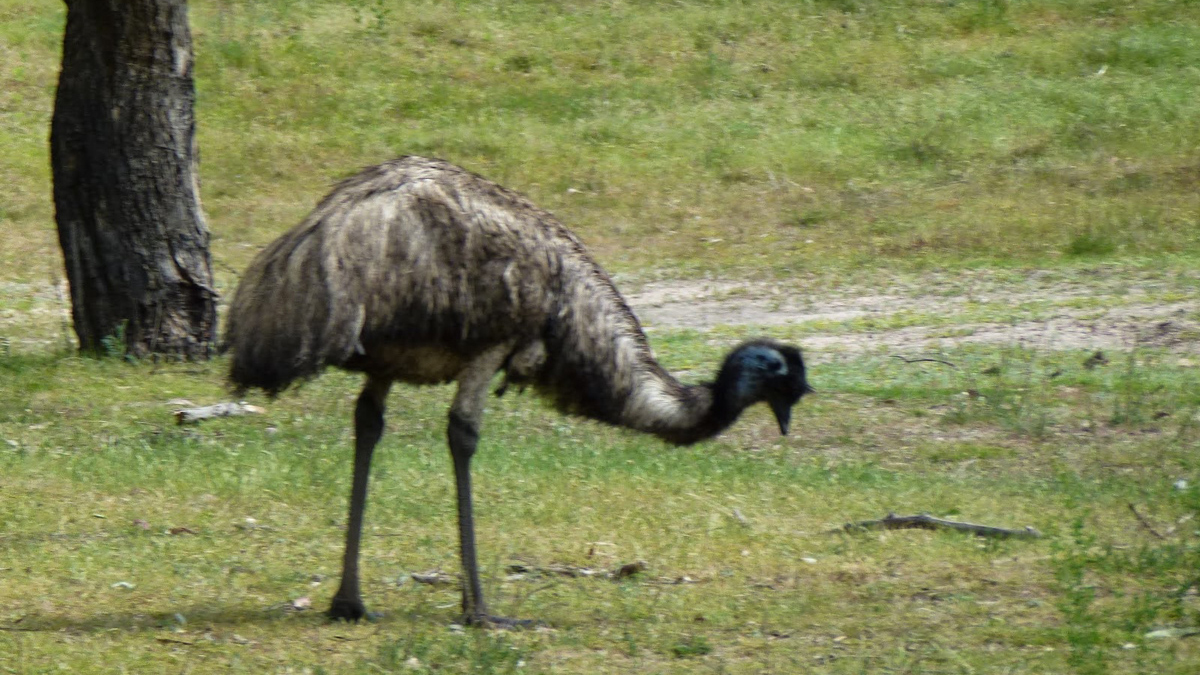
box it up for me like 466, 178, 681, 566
641, 380, 745, 447
646, 354, 764, 446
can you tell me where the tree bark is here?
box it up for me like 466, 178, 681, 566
51, 0, 216, 358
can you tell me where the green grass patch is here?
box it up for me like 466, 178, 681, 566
3, 0, 1200, 285
3, 339, 1200, 672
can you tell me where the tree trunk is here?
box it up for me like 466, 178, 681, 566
51, 0, 216, 358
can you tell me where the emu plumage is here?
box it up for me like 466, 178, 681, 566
225, 156, 811, 625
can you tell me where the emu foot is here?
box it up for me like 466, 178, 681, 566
462, 613, 540, 630
327, 595, 380, 623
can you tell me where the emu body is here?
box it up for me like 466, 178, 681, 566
225, 156, 811, 625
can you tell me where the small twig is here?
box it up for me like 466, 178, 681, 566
1128, 503, 1167, 540
411, 571, 456, 586
505, 561, 647, 580
830, 512, 1041, 539
508, 563, 599, 578
890, 355, 958, 368
731, 508, 750, 528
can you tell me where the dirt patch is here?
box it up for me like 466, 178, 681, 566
626, 269, 1200, 357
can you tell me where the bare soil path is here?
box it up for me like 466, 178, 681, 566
624, 267, 1200, 358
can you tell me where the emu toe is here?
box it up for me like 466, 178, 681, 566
327, 595, 376, 622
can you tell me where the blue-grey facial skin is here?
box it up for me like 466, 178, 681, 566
726, 344, 809, 436
730, 345, 786, 401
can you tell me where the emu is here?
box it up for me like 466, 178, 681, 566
224, 156, 812, 627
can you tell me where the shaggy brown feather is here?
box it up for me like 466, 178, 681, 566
226, 156, 712, 438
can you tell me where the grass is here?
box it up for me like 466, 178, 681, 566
3, 340, 1200, 672
2, 0, 1200, 672
2, 0, 1200, 284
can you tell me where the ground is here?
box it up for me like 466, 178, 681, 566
629, 267, 1200, 357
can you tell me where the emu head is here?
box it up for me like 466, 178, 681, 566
718, 340, 813, 435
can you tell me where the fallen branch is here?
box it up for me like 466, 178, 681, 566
830, 512, 1042, 540
890, 355, 957, 368
410, 571, 456, 586
508, 563, 601, 578
506, 560, 648, 580
174, 402, 265, 425
1128, 502, 1167, 540
1146, 627, 1200, 640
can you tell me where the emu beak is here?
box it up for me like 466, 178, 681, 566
770, 398, 792, 436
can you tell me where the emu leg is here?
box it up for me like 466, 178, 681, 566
329, 377, 392, 621
448, 345, 532, 628
448, 412, 488, 621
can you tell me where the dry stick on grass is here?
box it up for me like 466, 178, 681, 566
890, 355, 958, 368
831, 512, 1042, 540
412, 562, 649, 588
174, 402, 265, 425
410, 571, 457, 586
1128, 502, 1168, 540
506, 561, 648, 580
